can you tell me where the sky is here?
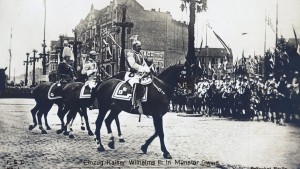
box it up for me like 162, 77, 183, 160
0, 0, 300, 79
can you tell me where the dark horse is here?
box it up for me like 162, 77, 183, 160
59, 71, 127, 139
94, 63, 200, 159
29, 69, 90, 134
0, 67, 7, 92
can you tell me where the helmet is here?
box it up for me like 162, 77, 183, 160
89, 51, 97, 55
132, 40, 141, 46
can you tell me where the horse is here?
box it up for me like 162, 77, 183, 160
60, 58, 158, 139
29, 81, 66, 134
0, 67, 7, 92
28, 69, 91, 134
94, 62, 201, 159
59, 71, 126, 139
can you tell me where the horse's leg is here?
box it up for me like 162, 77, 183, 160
153, 115, 171, 159
44, 109, 51, 130
114, 116, 125, 142
37, 103, 52, 134
95, 107, 109, 152
81, 107, 94, 136
105, 108, 121, 149
29, 104, 39, 130
64, 108, 77, 138
56, 106, 69, 134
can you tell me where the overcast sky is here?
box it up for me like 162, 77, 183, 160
0, 0, 300, 78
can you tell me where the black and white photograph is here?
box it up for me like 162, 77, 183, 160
0, 0, 300, 168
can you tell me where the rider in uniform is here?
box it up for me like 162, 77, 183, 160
57, 53, 75, 84
126, 40, 150, 113
81, 51, 98, 110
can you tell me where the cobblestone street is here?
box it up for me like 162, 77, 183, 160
0, 99, 300, 169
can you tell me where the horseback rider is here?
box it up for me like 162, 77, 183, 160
81, 51, 98, 110
126, 40, 150, 114
57, 51, 76, 84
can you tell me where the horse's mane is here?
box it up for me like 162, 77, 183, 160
157, 64, 183, 79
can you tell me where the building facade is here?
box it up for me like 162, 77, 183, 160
74, 0, 188, 75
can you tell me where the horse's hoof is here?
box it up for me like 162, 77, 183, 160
28, 125, 35, 130
41, 130, 47, 134
97, 145, 105, 152
69, 134, 75, 139
119, 138, 125, 143
108, 141, 115, 149
88, 131, 94, 136
81, 126, 85, 131
163, 153, 172, 159
141, 145, 148, 154
56, 129, 63, 134
46, 127, 51, 130
63, 131, 69, 136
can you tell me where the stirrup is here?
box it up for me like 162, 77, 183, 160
130, 106, 139, 114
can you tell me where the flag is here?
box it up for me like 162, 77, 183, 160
217, 61, 222, 69
297, 44, 300, 55
241, 33, 248, 35
242, 50, 246, 65
293, 26, 298, 48
266, 16, 275, 33
108, 33, 121, 49
269, 56, 274, 69
198, 60, 202, 69
254, 55, 258, 64
198, 38, 203, 55
103, 39, 112, 57
223, 54, 229, 70
208, 60, 212, 70
213, 30, 231, 54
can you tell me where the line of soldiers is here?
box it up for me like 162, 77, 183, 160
175, 71, 300, 124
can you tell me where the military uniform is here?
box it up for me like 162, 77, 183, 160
57, 60, 75, 83
81, 58, 98, 89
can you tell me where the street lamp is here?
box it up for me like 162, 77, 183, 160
114, 3, 134, 72
31, 49, 38, 86
71, 29, 83, 70
23, 53, 30, 86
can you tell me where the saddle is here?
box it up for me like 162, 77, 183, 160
124, 72, 153, 86
79, 83, 92, 99
48, 82, 64, 100
112, 81, 148, 102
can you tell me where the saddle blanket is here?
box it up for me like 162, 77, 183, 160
112, 81, 148, 102
48, 83, 63, 100
79, 83, 92, 99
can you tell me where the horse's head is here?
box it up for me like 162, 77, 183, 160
179, 61, 203, 95
0, 67, 8, 90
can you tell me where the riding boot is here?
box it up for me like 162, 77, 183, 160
89, 87, 96, 110
130, 84, 139, 114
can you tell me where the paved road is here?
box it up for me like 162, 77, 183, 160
0, 98, 299, 169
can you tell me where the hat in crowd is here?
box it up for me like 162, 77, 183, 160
89, 51, 97, 55
243, 76, 248, 80
269, 74, 273, 77
295, 71, 299, 74
249, 78, 253, 82
259, 78, 262, 81
239, 75, 242, 79
282, 74, 287, 78
255, 75, 259, 79
227, 75, 230, 79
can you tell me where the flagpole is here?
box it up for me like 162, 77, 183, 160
274, 0, 278, 77
9, 27, 12, 81
264, 8, 266, 57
